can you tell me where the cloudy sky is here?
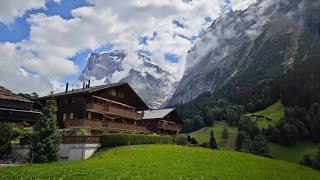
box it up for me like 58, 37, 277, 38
0, 0, 256, 95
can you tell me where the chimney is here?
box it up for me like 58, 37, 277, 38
88, 79, 91, 88
65, 83, 69, 92
83, 81, 85, 90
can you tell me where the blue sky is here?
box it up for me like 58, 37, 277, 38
0, 0, 256, 94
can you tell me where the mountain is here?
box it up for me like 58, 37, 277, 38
168, 0, 320, 105
78, 50, 177, 108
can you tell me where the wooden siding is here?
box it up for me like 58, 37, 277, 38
86, 103, 142, 120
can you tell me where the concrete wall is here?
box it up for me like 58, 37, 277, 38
12, 143, 101, 162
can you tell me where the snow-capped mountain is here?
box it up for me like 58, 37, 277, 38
77, 51, 178, 108
168, 0, 320, 105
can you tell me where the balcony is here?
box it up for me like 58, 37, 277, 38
158, 123, 181, 131
86, 103, 142, 120
64, 119, 149, 133
64, 119, 104, 128
107, 122, 148, 133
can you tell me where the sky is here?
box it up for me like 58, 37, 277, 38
0, 0, 256, 95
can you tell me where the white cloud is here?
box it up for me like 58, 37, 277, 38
0, 0, 257, 94
53, 0, 61, 4
0, 42, 56, 95
0, 0, 45, 24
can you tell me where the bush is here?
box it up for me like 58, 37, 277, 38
66, 129, 89, 136
187, 135, 198, 144
101, 134, 173, 147
175, 135, 188, 145
199, 142, 209, 148
0, 123, 16, 161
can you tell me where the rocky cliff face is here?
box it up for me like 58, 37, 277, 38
168, 0, 320, 105
78, 51, 177, 108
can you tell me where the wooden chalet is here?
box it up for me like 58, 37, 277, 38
139, 108, 182, 135
0, 86, 42, 128
35, 82, 151, 135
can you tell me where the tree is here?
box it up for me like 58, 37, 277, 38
192, 115, 205, 130
300, 155, 312, 167
238, 116, 260, 139
29, 96, 60, 163
246, 103, 255, 113
236, 130, 252, 152
252, 134, 269, 156
0, 123, 16, 160
221, 128, 229, 142
240, 135, 253, 153
209, 129, 217, 149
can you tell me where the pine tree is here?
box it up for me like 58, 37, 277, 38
221, 128, 229, 142
236, 130, 252, 152
252, 134, 269, 156
30, 95, 60, 163
209, 129, 217, 149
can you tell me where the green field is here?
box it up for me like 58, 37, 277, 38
1, 145, 319, 179
250, 100, 285, 129
269, 141, 320, 163
189, 121, 238, 150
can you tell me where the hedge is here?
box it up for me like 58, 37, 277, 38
101, 134, 173, 147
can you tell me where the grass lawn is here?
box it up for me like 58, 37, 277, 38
189, 121, 238, 150
269, 141, 320, 163
1, 145, 319, 179
251, 100, 285, 129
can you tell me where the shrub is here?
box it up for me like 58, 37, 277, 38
0, 123, 16, 161
101, 134, 173, 147
187, 135, 198, 144
199, 142, 209, 148
176, 135, 188, 145
221, 128, 229, 141
66, 129, 89, 136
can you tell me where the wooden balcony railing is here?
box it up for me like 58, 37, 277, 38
64, 119, 103, 128
107, 122, 148, 133
86, 103, 143, 120
64, 119, 149, 133
158, 123, 181, 131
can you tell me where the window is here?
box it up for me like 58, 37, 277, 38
110, 89, 117, 96
70, 113, 74, 120
63, 113, 67, 121
117, 91, 124, 99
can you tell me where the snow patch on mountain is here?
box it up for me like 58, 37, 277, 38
77, 50, 178, 108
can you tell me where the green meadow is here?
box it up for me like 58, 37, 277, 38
1, 145, 319, 179
189, 121, 237, 150
251, 100, 285, 129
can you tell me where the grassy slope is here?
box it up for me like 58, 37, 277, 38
250, 101, 319, 163
189, 121, 238, 150
252, 100, 285, 129
1, 145, 319, 179
269, 141, 319, 163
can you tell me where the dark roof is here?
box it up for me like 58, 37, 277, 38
36, 82, 127, 100
0, 86, 31, 103
35, 82, 149, 110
